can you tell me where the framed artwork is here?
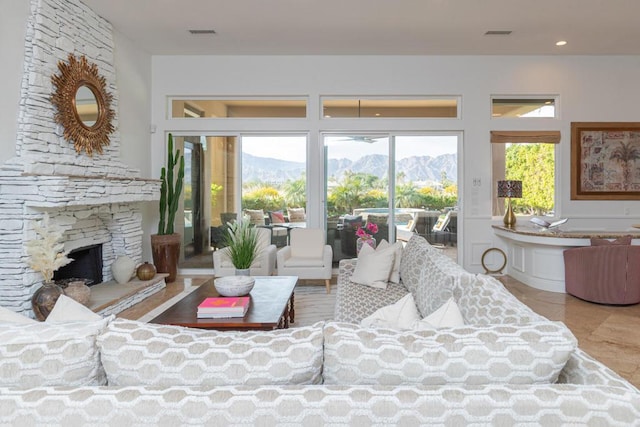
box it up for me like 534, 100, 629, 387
571, 122, 640, 200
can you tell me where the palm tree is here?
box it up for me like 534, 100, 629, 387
283, 177, 306, 207
610, 141, 640, 190
395, 182, 420, 208
329, 172, 366, 213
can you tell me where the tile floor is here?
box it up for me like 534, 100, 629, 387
118, 274, 640, 389
499, 275, 640, 388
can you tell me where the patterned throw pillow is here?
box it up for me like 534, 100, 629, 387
398, 235, 435, 293
323, 321, 577, 386
411, 254, 456, 317
97, 319, 324, 386
269, 210, 286, 224
244, 209, 265, 226
0, 317, 111, 387
287, 207, 306, 222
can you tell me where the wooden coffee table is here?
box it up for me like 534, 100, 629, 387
150, 276, 297, 330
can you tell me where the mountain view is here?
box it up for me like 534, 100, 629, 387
242, 153, 457, 185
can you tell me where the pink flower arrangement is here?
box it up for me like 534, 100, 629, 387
355, 222, 378, 239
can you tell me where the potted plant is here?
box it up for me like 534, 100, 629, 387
151, 133, 184, 283
224, 219, 259, 275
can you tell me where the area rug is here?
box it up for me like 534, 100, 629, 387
136, 282, 336, 326
291, 284, 336, 326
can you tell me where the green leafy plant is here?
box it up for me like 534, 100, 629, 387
241, 185, 285, 211
224, 219, 259, 270
158, 133, 185, 235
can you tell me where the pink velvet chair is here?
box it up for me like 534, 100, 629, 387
563, 245, 640, 305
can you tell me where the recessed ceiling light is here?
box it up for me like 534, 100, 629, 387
556, 40, 567, 46
189, 29, 217, 35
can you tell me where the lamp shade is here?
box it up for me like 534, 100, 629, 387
497, 180, 522, 198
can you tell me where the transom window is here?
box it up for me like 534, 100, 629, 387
170, 98, 307, 118
321, 97, 459, 118
491, 96, 557, 118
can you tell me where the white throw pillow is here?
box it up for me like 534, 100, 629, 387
376, 239, 403, 283
413, 297, 465, 329
360, 293, 421, 329
0, 306, 37, 324
46, 295, 102, 323
350, 244, 395, 289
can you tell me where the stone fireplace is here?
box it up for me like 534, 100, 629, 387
0, 0, 161, 316
54, 243, 103, 285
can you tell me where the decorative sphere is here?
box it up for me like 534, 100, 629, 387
136, 262, 156, 281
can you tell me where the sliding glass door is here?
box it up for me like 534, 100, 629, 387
171, 131, 458, 271
174, 134, 307, 270
325, 134, 458, 265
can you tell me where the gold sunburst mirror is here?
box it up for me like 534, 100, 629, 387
51, 54, 115, 156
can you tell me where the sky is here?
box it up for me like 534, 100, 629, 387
242, 135, 458, 162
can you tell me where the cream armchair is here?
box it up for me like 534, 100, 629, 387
277, 228, 333, 293
213, 227, 277, 277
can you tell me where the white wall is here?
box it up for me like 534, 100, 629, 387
0, 0, 30, 164
112, 30, 155, 261
151, 55, 640, 272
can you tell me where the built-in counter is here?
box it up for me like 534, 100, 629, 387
492, 225, 640, 293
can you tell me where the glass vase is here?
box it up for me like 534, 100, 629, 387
356, 237, 376, 255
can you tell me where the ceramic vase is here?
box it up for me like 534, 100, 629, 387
31, 282, 64, 321
235, 268, 251, 276
64, 280, 91, 306
356, 237, 377, 255
112, 256, 135, 284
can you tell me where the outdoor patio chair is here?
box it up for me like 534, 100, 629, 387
340, 215, 363, 258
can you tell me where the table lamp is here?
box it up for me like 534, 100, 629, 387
497, 180, 522, 227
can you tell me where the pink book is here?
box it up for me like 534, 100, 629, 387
197, 297, 250, 315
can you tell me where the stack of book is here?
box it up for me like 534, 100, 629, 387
197, 296, 250, 318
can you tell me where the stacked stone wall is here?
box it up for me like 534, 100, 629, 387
0, 0, 159, 315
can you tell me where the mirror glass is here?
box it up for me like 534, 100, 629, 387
75, 85, 99, 127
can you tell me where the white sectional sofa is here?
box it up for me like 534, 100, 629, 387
1, 235, 639, 426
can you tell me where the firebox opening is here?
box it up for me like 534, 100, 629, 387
53, 244, 103, 286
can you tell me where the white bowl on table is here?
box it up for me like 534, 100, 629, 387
214, 276, 255, 297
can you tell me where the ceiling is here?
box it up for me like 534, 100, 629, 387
83, 0, 640, 56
